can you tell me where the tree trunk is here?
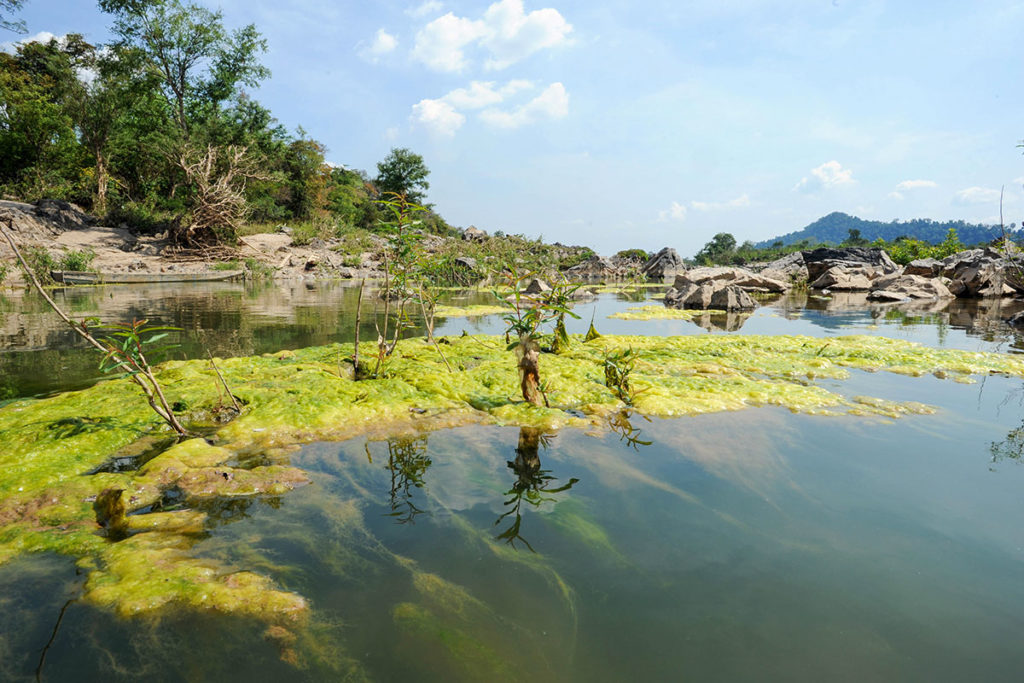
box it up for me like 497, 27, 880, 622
516, 333, 543, 405
94, 151, 108, 217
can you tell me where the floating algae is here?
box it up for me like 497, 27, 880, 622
3, 332, 1024, 661
607, 306, 726, 321
434, 304, 509, 318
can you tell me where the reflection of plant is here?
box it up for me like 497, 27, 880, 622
495, 269, 579, 405
382, 436, 432, 524
495, 427, 579, 551
990, 423, 1024, 469
606, 410, 653, 450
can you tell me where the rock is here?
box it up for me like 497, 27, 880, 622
759, 251, 808, 283
802, 247, 898, 281
566, 254, 619, 278
709, 285, 758, 310
454, 256, 478, 271
303, 257, 318, 272
463, 226, 486, 242
867, 273, 953, 300
524, 278, 551, 294
276, 225, 292, 234
665, 280, 756, 310
641, 247, 685, 281
1007, 311, 1024, 327
904, 258, 941, 277
808, 265, 878, 291
678, 266, 789, 293
33, 199, 93, 231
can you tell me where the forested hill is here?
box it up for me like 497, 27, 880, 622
756, 212, 1020, 248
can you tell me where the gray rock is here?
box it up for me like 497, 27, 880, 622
868, 273, 953, 300
678, 266, 789, 293
759, 251, 808, 283
524, 278, 551, 294
709, 285, 758, 310
641, 247, 685, 280
904, 258, 941, 277
802, 247, 898, 281
808, 265, 878, 291
454, 256, 478, 271
463, 226, 487, 242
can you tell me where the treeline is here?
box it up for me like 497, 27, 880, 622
695, 227, 988, 267
0, 0, 449, 246
755, 211, 1021, 249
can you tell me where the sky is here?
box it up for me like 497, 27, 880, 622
7, 0, 1024, 257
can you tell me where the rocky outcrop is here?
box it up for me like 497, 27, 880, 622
759, 251, 808, 283
867, 273, 954, 301
665, 279, 757, 311
462, 226, 486, 242
808, 266, 881, 291
566, 254, 620, 279
803, 247, 898, 281
681, 266, 789, 293
904, 258, 941, 277
641, 247, 685, 281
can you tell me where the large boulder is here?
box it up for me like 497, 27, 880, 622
566, 254, 619, 279
903, 258, 942, 277
802, 247, 898, 281
759, 251, 808, 283
665, 280, 757, 310
808, 265, 880, 291
641, 247, 685, 281
678, 266, 789, 293
867, 273, 954, 301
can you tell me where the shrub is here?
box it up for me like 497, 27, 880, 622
58, 248, 96, 272
23, 247, 56, 284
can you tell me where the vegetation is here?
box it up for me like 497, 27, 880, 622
756, 211, 1018, 249
57, 247, 96, 271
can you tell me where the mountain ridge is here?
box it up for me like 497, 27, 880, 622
755, 212, 1021, 248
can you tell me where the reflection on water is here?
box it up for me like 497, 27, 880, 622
380, 436, 432, 524
495, 428, 579, 551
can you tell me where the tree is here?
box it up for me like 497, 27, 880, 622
694, 232, 736, 265
375, 147, 430, 204
1, 0, 26, 34
101, 0, 268, 138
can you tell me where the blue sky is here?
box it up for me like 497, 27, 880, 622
9, 0, 1024, 256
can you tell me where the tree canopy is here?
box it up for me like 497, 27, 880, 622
375, 147, 430, 204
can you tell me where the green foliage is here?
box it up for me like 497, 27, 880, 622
375, 147, 430, 205
0, 260, 9, 286
22, 246, 55, 284
1, 0, 27, 34
57, 248, 96, 272
694, 232, 737, 265
614, 248, 650, 262
603, 347, 640, 404
873, 228, 966, 265
95, 319, 181, 377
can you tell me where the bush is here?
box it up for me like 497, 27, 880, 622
58, 248, 96, 271
23, 247, 55, 284
0, 260, 9, 286
614, 249, 650, 263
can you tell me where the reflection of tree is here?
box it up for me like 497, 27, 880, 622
495, 428, 579, 551
383, 436, 432, 524
606, 410, 653, 450
990, 423, 1024, 469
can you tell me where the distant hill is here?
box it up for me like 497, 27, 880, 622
755, 212, 1022, 248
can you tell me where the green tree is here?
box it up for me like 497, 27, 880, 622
1, 0, 26, 34
375, 147, 430, 204
694, 232, 736, 265
101, 0, 269, 138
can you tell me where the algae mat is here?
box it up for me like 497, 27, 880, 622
2, 331, 1023, 664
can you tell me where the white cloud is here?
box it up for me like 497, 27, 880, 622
1013, 176, 1024, 186
411, 0, 571, 72
953, 186, 1001, 205
442, 79, 533, 109
1, 31, 59, 53
691, 194, 750, 212
887, 191, 904, 200
407, 0, 443, 18
657, 201, 688, 223
359, 29, 398, 62
793, 160, 854, 193
480, 0, 573, 70
383, 126, 400, 141
479, 82, 568, 128
895, 179, 937, 191
410, 98, 466, 137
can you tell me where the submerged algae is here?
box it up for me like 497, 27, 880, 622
3, 331, 1024, 652
607, 305, 726, 321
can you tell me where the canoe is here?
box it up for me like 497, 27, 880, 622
51, 270, 245, 285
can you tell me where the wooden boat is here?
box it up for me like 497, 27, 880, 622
50, 270, 245, 285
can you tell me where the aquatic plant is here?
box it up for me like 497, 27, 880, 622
603, 347, 643, 405
495, 269, 579, 406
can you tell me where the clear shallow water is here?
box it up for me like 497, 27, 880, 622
4, 283, 1024, 680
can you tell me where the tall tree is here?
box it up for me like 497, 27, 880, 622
375, 147, 430, 204
100, 0, 268, 138
0, 0, 26, 34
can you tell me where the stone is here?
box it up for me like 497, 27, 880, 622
867, 274, 954, 300
677, 266, 789, 293
566, 254, 619, 278
709, 285, 758, 310
904, 258, 941, 277
759, 251, 808, 283
808, 265, 877, 291
802, 247, 898, 281
641, 247, 685, 280
524, 278, 551, 294
454, 256, 478, 271
463, 226, 487, 242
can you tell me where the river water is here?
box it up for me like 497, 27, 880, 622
3, 282, 1024, 681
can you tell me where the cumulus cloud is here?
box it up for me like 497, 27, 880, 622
359, 29, 398, 62
895, 179, 937, 191
443, 79, 533, 109
954, 186, 1001, 205
407, 0, 443, 18
691, 194, 750, 212
479, 82, 568, 128
1, 31, 59, 53
411, 0, 571, 72
793, 161, 854, 193
657, 201, 688, 223
411, 98, 466, 137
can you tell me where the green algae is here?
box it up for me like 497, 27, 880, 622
434, 304, 509, 318
3, 330, 1024, 660
608, 305, 726, 321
